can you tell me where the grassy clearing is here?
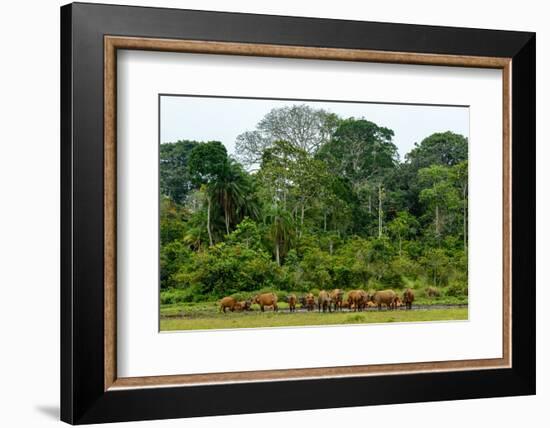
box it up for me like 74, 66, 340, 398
160, 307, 468, 331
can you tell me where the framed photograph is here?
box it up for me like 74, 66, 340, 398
61, 2, 535, 424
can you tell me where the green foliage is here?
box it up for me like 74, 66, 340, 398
172, 241, 280, 298
226, 217, 263, 249
160, 240, 190, 289
160, 140, 198, 203
159, 106, 469, 303
160, 196, 187, 245
445, 281, 468, 297
317, 118, 397, 184
188, 141, 228, 185
160, 287, 205, 304
405, 131, 468, 169
418, 164, 461, 240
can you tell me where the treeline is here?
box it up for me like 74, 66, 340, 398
160, 105, 468, 302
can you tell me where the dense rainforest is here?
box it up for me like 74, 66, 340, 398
159, 104, 468, 305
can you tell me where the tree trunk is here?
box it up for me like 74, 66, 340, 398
275, 241, 280, 266
435, 204, 440, 238
224, 207, 230, 236
300, 204, 305, 238
207, 196, 213, 247
378, 183, 383, 238
329, 240, 333, 256
323, 211, 327, 232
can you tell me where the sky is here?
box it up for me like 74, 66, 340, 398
160, 95, 469, 161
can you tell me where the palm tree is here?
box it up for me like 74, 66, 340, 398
265, 204, 294, 266
209, 159, 250, 235
189, 142, 261, 244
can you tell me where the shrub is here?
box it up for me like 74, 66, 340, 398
366, 279, 384, 291
160, 240, 191, 289
160, 287, 200, 305
445, 281, 468, 297
380, 271, 404, 288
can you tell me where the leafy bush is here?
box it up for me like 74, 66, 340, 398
160, 240, 190, 289
160, 288, 199, 305
445, 281, 468, 297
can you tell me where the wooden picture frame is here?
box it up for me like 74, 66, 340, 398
61, 2, 535, 424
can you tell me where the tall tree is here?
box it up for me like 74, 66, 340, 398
159, 140, 199, 203
418, 165, 461, 242
377, 182, 385, 238
452, 160, 468, 251
397, 131, 468, 216
405, 131, 468, 170
188, 141, 228, 246
258, 140, 335, 238
264, 204, 294, 266
210, 159, 249, 235
236, 105, 338, 167
316, 118, 398, 186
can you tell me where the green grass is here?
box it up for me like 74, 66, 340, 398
160, 307, 468, 331
413, 295, 468, 305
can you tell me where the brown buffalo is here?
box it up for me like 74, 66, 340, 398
341, 300, 350, 310
253, 293, 278, 312
371, 290, 397, 311
366, 301, 377, 308
287, 294, 297, 312
220, 296, 238, 313
347, 290, 369, 311
233, 300, 252, 312
330, 289, 344, 311
403, 288, 415, 310
318, 290, 332, 312
305, 293, 315, 311
392, 296, 403, 309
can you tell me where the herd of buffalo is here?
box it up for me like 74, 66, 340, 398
219, 288, 416, 313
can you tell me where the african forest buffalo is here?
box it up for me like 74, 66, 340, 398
330, 289, 344, 311
253, 292, 278, 312
305, 293, 315, 311
392, 296, 403, 309
318, 290, 332, 312
287, 294, 297, 312
233, 300, 252, 312
403, 288, 415, 310
347, 289, 369, 311
219, 296, 238, 313
371, 290, 397, 310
